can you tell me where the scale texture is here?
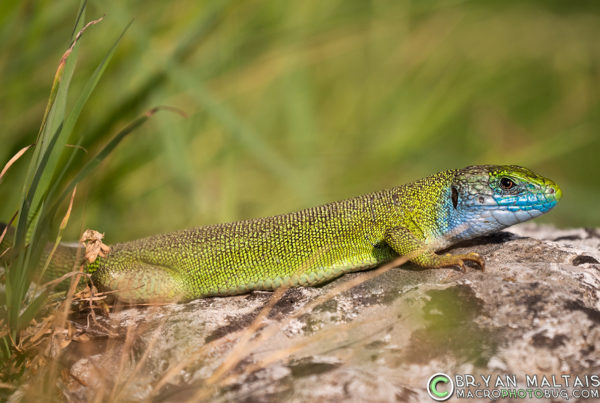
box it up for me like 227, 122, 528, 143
0, 165, 561, 302
80, 165, 561, 302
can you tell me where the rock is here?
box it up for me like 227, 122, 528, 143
59, 224, 600, 402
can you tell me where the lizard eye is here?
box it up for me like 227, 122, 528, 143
500, 177, 515, 190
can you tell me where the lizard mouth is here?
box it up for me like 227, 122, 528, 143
491, 186, 560, 213
503, 199, 558, 213
466, 190, 559, 213
470, 201, 557, 214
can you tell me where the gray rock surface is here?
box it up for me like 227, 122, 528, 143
59, 224, 600, 402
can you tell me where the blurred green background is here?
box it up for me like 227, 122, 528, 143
1, 0, 598, 242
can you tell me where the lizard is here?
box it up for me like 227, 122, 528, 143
0, 165, 561, 303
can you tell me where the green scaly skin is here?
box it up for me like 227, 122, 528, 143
1, 165, 561, 302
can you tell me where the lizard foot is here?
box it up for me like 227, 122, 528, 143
441, 252, 485, 273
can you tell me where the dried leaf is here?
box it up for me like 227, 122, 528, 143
80, 229, 110, 263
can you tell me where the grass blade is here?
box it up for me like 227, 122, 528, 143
15, 291, 49, 332
16, 1, 87, 244
29, 15, 104, 231
0, 145, 32, 184
51, 107, 175, 212
61, 18, 132, 153
13, 122, 63, 256
44, 20, 134, 209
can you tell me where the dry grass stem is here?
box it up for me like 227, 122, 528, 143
187, 250, 420, 400
150, 328, 245, 395
0, 145, 32, 182
110, 314, 169, 402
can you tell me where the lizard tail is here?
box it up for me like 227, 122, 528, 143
0, 223, 84, 286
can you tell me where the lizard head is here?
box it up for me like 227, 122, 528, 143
447, 165, 561, 238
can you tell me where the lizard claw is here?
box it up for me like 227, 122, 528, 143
463, 252, 485, 272
436, 252, 485, 272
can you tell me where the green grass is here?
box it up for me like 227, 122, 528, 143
0, 1, 168, 391
0, 0, 598, 395
1, 0, 599, 246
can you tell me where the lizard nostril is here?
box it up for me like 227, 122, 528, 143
548, 188, 555, 194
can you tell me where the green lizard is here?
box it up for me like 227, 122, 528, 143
0, 165, 561, 302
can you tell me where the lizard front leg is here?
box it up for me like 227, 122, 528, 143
384, 226, 485, 272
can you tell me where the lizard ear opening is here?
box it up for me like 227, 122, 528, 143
451, 186, 459, 209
